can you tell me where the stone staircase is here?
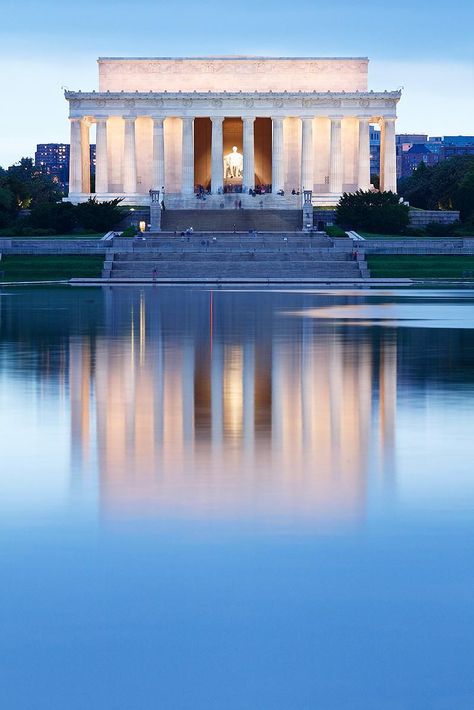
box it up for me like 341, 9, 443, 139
103, 235, 367, 281
161, 209, 302, 233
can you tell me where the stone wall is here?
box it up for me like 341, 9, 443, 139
409, 209, 460, 226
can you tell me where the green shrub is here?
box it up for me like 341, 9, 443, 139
325, 225, 346, 237
121, 226, 138, 237
424, 221, 459, 237
20, 227, 56, 237
0, 225, 55, 236
336, 190, 409, 235
403, 227, 426, 237
29, 202, 76, 233
75, 197, 123, 232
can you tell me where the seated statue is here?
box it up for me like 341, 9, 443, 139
224, 146, 243, 179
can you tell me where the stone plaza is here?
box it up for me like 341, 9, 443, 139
66, 56, 400, 208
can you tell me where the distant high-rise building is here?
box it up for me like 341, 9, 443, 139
369, 126, 380, 178
34, 143, 96, 189
35, 143, 70, 186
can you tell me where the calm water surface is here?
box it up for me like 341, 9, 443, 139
1, 286, 473, 709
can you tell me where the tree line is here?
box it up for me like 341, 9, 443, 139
0, 158, 123, 235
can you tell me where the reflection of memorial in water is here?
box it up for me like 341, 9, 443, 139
68, 290, 397, 522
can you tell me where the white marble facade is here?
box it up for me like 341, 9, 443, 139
66, 57, 401, 206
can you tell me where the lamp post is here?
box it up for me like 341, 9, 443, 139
303, 189, 313, 233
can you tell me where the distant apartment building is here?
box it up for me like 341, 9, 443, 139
427, 136, 443, 154
396, 135, 474, 179
441, 136, 474, 159
34, 143, 96, 189
400, 143, 439, 177
396, 134, 430, 178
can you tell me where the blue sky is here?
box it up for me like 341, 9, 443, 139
1, 0, 473, 166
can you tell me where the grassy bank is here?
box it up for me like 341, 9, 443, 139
0, 255, 104, 282
360, 233, 412, 240
367, 255, 474, 279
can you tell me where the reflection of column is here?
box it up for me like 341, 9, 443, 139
211, 340, 223, 445
357, 117, 371, 191
329, 117, 343, 194
181, 117, 195, 195
223, 345, 243, 439
379, 336, 397, 475
328, 334, 343, 468
152, 117, 165, 190
182, 339, 195, 445
380, 117, 397, 193
80, 119, 91, 194
123, 117, 137, 194
211, 116, 224, 193
69, 337, 91, 472
95, 118, 108, 194
69, 118, 82, 194
242, 116, 255, 190
243, 341, 255, 449
357, 343, 372, 455
272, 117, 284, 193
271, 341, 283, 446
301, 117, 314, 191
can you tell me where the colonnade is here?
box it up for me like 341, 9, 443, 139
69, 114, 397, 197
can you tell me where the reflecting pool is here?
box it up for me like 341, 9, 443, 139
1, 287, 473, 709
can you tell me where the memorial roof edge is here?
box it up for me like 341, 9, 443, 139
97, 56, 370, 61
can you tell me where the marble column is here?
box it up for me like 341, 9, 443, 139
301, 117, 314, 191
242, 116, 255, 191
380, 118, 397, 193
272, 117, 284, 193
80, 119, 91, 194
329, 117, 343, 194
152, 117, 165, 190
123, 117, 137, 194
181, 117, 195, 195
95, 118, 108, 194
211, 116, 224, 194
357, 117, 371, 191
69, 118, 82, 194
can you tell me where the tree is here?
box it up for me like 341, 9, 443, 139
398, 161, 433, 210
0, 185, 16, 227
399, 155, 474, 218
75, 197, 123, 232
454, 169, 474, 221
29, 202, 77, 234
336, 190, 409, 234
6, 158, 63, 208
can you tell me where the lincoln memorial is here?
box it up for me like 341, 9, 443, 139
65, 56, 401, 207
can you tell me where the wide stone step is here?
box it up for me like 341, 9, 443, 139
161, 209, 303, 232
113, 252, 350, 262
110, 262, 361, 278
